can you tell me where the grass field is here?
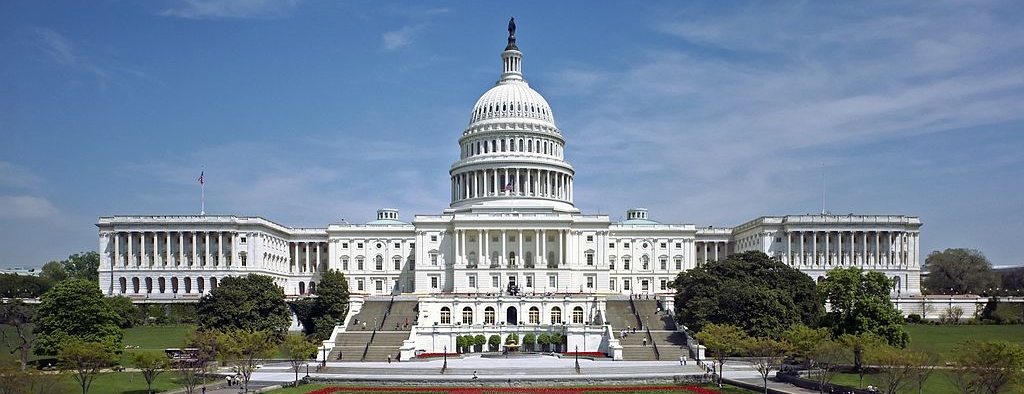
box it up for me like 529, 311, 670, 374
121, 325, 196, 366
903, 324, 1024, 360
832, 371, 955, 394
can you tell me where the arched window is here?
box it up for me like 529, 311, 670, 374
491, 251, 500, 266
132, 277, 140, 293
184, 277, 191, 293
393, 256, 402, 271
508, 251, 516, 266
572, 306, 584, 324
468, 251, 477, 266
145, 277, 153, 293
197, 277, 205, 293
642, 255, 650, 270
299, 282, 306, 295
309, 282, 316, 294
547, 251, 555, 266
462, 306, 473, 324
171, 277, 179, 293
529, 307, 540, 324
158, 277, 166, 293
484, 306, 496, 324
550, 306, 562, 324
524, 251, 533, 267
441, 306, 451, 324
375, 255, 384, 271
119, 277, 127, 293
210, 277, 217, 289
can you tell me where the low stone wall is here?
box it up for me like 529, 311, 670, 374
306, 375, 713, 387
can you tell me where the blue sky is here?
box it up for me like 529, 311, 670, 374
2, 1, 1022, 268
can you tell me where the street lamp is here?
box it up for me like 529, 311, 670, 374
442, 346, 448, 374
574, 345, 580, 374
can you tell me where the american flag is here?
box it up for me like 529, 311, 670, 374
197, 171, 204, 185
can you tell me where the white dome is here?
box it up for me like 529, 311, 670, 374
468, 81, 555, 125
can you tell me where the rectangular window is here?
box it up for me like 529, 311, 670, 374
609, 260, 615, 270
675, 242, 682, 248
357, 242, 363, 248
430, 253, 438, 266
586, 235, 594, 242
342, 258, 349, 270
394, 242, 401, 248
492, 275, 499, 288
623, 242, 630, 248
375, 259, 383, 271
357, 279, 364, 291
493, 236, 500, 242
375, 280, 383, 292
660, 243, 667, 249
342, 242, 349, 248
394, 260, 401, 270
525, 275, 533, 288
468, 275, 477, 288
660, 279, 668, 290
585, 253, 594, 266
775, 237, 782, 243
240, 237, 247, 244
642, 280, 650, 291
675, 258, 682, 270
609, 279, 616, 290
609, 242, 615, 248
430, 235, 438, 242
660, 258, 667, 270
586, 276, 594, 289
623, 258, 631, 270
548, 275, 556, 288
430, 276, 439, 289
509, 236, 516, 242
357, 258, 364, 270
623, 279, 631, 291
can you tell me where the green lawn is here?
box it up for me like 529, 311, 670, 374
264, 384, 758, 394
69, 371, 186, 394
903, 324, 1024, 361
120, 325, 196, 366
832, 371, 955, 394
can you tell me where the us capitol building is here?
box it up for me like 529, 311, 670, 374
96, 22, 922, 358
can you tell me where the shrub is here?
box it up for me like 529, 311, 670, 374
488, 335, 500, 352
905, 313, 923, 324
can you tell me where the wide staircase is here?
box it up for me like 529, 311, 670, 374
606, 299, 656, 360
329, 298, 416, 362
632, 299, 688, 362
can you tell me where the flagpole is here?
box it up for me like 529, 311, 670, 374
199, 170, 206, 216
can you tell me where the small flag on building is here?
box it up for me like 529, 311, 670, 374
503, 179, 514, 191
198, 171, 204, 185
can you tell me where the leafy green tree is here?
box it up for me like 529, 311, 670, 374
673, 251, 823, 338
282, 333, 317, 386
907, 350, 939, 394
473, 334, 486, 352
867, 344, 916, 394
947, 340, 1024, 394
34, 279, 122, 356
807, 340, 849, 394
39, 261, 68, 283
1, 300, 37, 371
131, 351, 170, 394
838, 333, 885, 389
550, 333, 565, 352
522, 333, 535, 352
0, 273, 53, 298
782, 324, 831, 368
0, 361, 65, 394
196, 274, 290, 336
696, 323, 750, 387
104, 296, 137, 329
59, 339, 117, 394
307, 270, 350, 340
488, 334, 500, 352
745, 337, 790, 394
218, 329, 278, 393
456, 335, 469, 353
59, 252, 100, 283
818, 267, 908, 348
537, 333, 550, 352
178, 329, 221, 394
923, 248, 999, 294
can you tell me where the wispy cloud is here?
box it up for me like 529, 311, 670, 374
0, 195, 60, 220
0, 162, 45, 190
30, 27, 110, 85
162, 0, 301, 20
383, 24, 424, 51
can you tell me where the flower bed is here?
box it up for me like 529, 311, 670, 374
414, 352, 460, 359
561, 352, 608, 358
305, 385, 723, 394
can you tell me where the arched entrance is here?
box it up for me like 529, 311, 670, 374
506, 306, 518, 325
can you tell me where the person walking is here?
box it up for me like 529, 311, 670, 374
642, 337, 647, 347
387, 354, 392, 363
473, 370, 479, 379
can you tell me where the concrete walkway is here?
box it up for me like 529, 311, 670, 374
192, 355, 815, 393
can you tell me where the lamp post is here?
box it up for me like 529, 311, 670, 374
442, 345, 448, 374
321, 346, 327, 369
574, 345, 580, 374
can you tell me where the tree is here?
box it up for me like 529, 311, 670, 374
59, 252, 100, 283
818, 267, 908, 348
838, 333, 885, 389
39, 261, 68, 283
807, 340, 849, 394
178, 329, 221, 394
58, 339, 117, 394
218, 329, 278, 393
522, 334, 535, 352
131, 351, 170, 394
282, 333, 317, 386
196, 274, 290, 336
537, 333, 550, 352
947, 340, 1024, 394
0, 273, 53, 298
745, 337, 790, 394
907, 350, 940, 394
696, 323, 750, 387
473, 334, 486, 352
0, 361, 64, 394
923, 248, 999, 294
488, 334, 500, 352
307, 270, 350, 340
34, 279, 122, 356
867, 344, 916, 394
1, 301, 37, 371
782, 324, 831, 369
104, 296, 138, 329
673, 251, 823, 338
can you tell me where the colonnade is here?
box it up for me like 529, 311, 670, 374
451, 168, 573, 202
461, 135, 562, 159
289, 241, 327, 273
786, 230, 918, 267
695, 241, 729, 264
452, 228, 569, 269
109, 230, 237, 268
